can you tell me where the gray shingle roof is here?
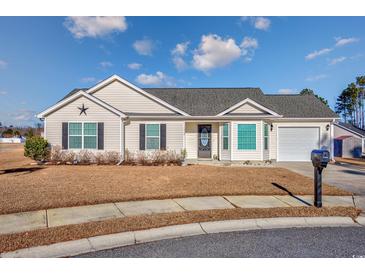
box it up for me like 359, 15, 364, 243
61, 86, 338, 118
336, 122, 365, 137
144, 88, 338, 118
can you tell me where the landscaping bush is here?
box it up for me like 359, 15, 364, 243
122, 150, 184, 166
77, 150, 95, 164
24, 136, 49, 161
50, 145, 63, 162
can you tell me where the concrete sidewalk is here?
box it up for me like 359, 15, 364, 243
0, 195, 356, 236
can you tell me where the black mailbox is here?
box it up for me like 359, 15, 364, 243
311, 149, 330, 208
311, 149, 330, 168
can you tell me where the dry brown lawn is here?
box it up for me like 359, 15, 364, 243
0, 206, 360, 254
0, 144, 350, 215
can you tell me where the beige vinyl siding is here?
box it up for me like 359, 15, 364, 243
230, 103, 267, 114
125, 121, 184, 153
219, 122, 231, 160
45, 96, 121, 152
270, 122, 331, 160
231, 121, 262, 161
185, 122, 218, 159
185, 122, 197, 159
92, 80, 175, 114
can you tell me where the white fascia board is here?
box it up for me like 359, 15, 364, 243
216, 98, 281, 117
36, 90, 126, 118
127, 115, 281, 121
86, 74, 190, 116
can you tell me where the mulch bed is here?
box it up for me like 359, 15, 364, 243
0, 206, 360, 254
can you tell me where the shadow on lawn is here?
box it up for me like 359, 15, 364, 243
271, 182, 312, 206
0, 166, 43, 175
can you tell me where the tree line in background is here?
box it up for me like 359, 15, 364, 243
0, 122, 43, 138
335, 76, 365, 129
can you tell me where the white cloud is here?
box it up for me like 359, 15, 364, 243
240, 37, 259, 62
305, 48, 332, 60
193, 34, 241, 72
136, 71, 175, 86
133, 38, 154, 56
0, 91, 7, 95
80, 77, 97, 83
254, 17, 271, 31
172, 42, 189, 56
329, 56, 347, 65
278, 88, 297, 94
128, 63, 142, 70
14, 109, 37, 121
0, 60, 7, 69
64, 16, 127, 39
241, 17, 271, 31
306, 74, 328, 81
171, 42, 190, 71
335, 37, 359, 47
99, 61, 113, 69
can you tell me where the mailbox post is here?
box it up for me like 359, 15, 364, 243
311, 149, 330, 208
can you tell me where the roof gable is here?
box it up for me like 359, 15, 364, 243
86, 75, 189, 116
217, 98, 281, 117
37, 90, 125, 118
335, 122, 365, 137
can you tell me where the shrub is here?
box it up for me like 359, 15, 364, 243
24, 136, 49, 161
78, 150, 95, 164
61, 150, 76, 164
136, 151, 149, 165
180, 148, 187, 160
123, 149, 135, 165
103, 151, 120, 164
50, 145, 63, 162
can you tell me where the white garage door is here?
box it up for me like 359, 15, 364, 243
278, 127, 320, 161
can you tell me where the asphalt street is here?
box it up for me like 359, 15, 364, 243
77, 227, 365, 258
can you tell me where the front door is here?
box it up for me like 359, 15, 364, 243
198, 124, 211, 158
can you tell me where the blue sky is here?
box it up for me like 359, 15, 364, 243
0, 16, 364, 126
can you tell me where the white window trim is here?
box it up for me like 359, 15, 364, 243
68, 121, 98, 150
145, 123, 160, 151
237, 123, 257, 151
222, 123, 229, 150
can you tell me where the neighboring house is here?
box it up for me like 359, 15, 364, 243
36, 75, 338, 162
334, 122, 365, 158
0, 137, 26, 143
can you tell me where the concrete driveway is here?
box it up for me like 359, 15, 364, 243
276, 161, 365, 211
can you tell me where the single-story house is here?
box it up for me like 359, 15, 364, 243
36, 75, 339, 162
334, 122, 365, 158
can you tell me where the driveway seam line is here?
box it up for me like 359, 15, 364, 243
113, 203, 126, 217
222, 196, 239, 208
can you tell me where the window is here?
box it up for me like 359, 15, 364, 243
223, 123, 229, 150
69, 123, 82, 149
84, 123, 97, 149
237, 124, 256, 150
146, 124, 160, 150
264, 124, 269, 150
68, 122, 97, 149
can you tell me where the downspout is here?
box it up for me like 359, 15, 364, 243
117, 116, 127, 165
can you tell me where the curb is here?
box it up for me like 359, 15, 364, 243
1, 216, 363, 258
